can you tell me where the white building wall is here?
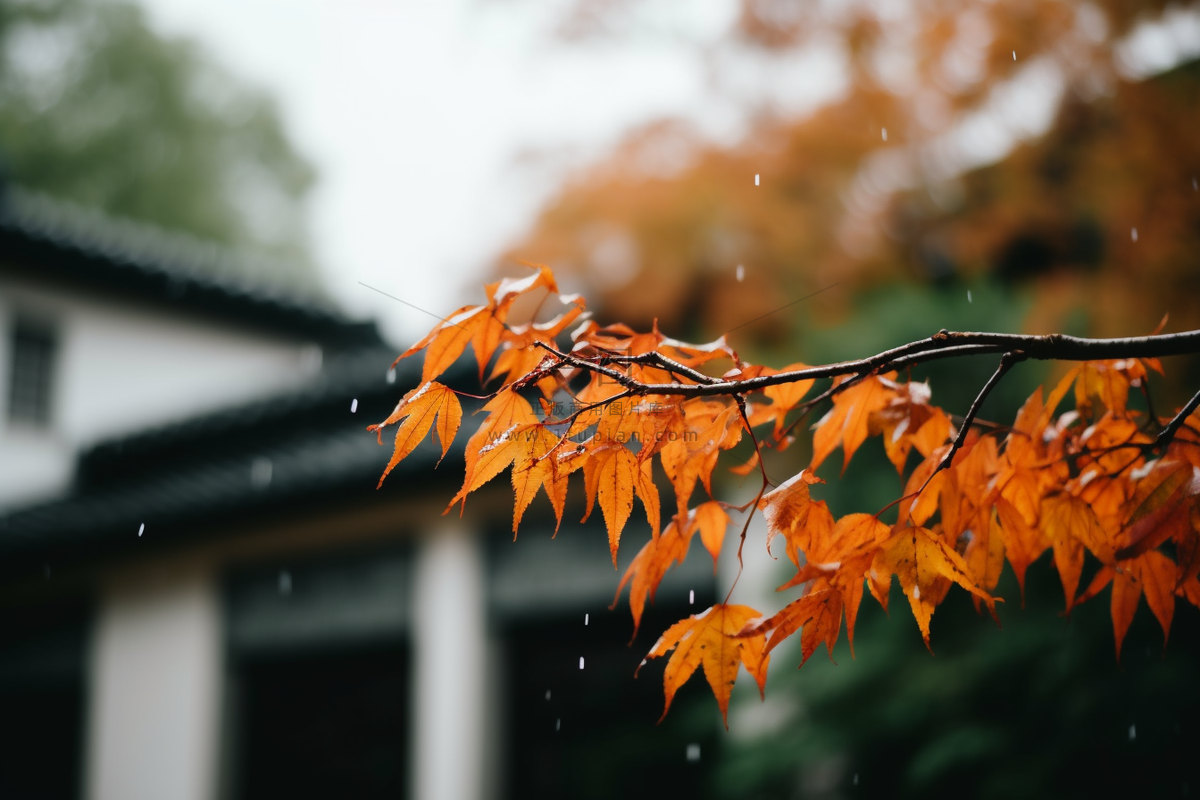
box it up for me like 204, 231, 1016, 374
411, 525, 488, 800
0, 272, 323, 507
85, 565, 222, 800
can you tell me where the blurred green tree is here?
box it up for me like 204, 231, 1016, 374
0, 0, 317, 271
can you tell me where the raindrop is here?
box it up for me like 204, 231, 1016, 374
1131, 227, 1139, 242
556, 718, 561, 732
279, 570, 291, 595
545, 689, 551, 701
854, 773, 860, 786
1193, 176, 1197, 191
386, 368, 397, 384
736, 264, 745, 282
881, 127, 888, 142
138, 522, 145, 537
967, 290, 973, 303
351, 398, 358, 413
579, 656, 585, 670
754, 173, 760, 186
689, 589, 695, 605
1129, 723, 1136, 742
686, 743, 701, 762
584, 613, 589, 626
1012, 50, 1017, 61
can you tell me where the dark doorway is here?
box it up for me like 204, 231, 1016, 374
500, 598, 722, 800
0, 601, 88, 800
228, 641, 410, 800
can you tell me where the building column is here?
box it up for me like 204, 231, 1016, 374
410, 525, 487, 800
85, 565, 221, 800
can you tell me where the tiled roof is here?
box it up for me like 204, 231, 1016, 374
0, 349, 473, 578
0, 186, 381, 348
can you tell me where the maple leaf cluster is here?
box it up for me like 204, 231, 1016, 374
370, 264, 1200, 727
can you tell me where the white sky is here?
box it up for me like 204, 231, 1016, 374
132, 0, 844, 344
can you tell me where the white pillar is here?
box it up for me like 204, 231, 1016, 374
411, 526, 487, 800
85, 566, 221, 800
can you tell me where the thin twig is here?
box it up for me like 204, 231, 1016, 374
1155, 386, 1200, 451
600, 351, 721, 385
924, 351, 1024, 488
722, 395, 769, 606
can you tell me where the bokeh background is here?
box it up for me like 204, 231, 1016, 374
2, 1, 1200, 799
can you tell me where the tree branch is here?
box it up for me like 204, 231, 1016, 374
1155, 385, 1200, 451
931, 351, 1024, 480
540, 329, 1200, 400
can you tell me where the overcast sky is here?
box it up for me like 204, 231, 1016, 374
132, 0, 845, 344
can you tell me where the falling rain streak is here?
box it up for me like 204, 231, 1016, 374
736, 264, 745, 282
686, 743, 701, 762
579, 656, 585, 669
351, 398, 358, 413
1131, 227, 1139, 242
689, 589, 694, 605
881, 127, 888, 142
584, 613, 589, 626
754, 173, 760, 186
545, 689, 551, 701
137, 523, 145, 537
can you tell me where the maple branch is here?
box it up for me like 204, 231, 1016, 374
529, 340, 638, 389
600, 351, 721, 385
885, 343, 1005, 371
532, 329, 1200, 401
932, 351, 1025, 478
1155, 385, 1200, 451
729, 395, 770, 596
373, 261, 1200, 725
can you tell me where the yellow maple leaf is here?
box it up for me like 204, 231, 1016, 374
641, 603, 768, 728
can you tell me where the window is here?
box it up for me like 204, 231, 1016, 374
7, 318, 57, 426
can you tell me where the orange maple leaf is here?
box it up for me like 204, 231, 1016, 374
446, 389, 537, 511
1041, 493, 1115, 613
509, 423, 571, 535
694, 501, 730, 567
743, 588, 846, 668
745, 362, 815, 437
810, 373, 898, 473
1113, 459, 1196, 561
641, 603, 768, 729
582, 443, 660, 564
994, 496, 1049, 599
660, 400, 742, 516
759, 468, 827, 567
1079, 550, 1177, 659
613, 513, 693, 638
870, 380, 953, 475
874, 525, 998, 650
368, 381, 462, 487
